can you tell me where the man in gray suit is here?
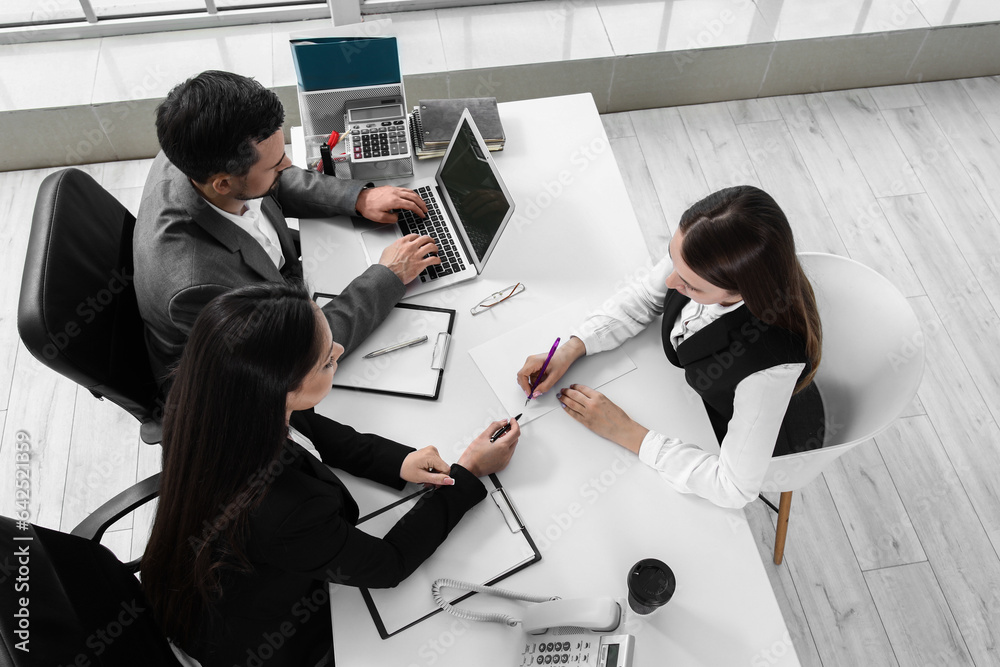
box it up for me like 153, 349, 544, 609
134, 71, 442, 387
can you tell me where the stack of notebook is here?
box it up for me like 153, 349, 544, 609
409, 97, 506, 159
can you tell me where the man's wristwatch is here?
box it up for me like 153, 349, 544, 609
355, 182, 376, 217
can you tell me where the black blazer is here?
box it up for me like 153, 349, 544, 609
178, 411, 487, 666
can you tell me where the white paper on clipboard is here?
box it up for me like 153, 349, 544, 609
351, 474, 539, 638
315, 294, 454, 399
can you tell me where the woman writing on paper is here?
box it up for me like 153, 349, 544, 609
141, 282, 519, 666
516, 186, 824, 509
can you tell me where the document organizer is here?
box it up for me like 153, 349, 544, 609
353, 473, 541, 639
290, 35, 401, 92
314, 293, 455, 400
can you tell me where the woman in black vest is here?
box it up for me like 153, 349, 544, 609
141, 282, 519, 666
516, 186, 823, 508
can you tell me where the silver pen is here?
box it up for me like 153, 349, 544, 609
362, 335, 429, 359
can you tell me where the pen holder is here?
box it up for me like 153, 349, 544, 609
304, 134, 348, 177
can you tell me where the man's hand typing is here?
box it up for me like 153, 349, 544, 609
356, 186, 428, 223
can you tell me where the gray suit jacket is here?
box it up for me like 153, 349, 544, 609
134, 152, 404, 386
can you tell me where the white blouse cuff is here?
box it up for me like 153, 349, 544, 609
637, 430, 680, 467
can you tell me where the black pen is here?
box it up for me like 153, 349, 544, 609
490, 414, 522, 442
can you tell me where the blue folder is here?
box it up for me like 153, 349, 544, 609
290, 36, 401, 91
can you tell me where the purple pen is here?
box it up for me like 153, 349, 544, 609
525, 337, 560, 405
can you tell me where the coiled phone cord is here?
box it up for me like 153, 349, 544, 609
432, 578, 559, 627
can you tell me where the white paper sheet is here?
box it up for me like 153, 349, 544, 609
468, 300, 637, 424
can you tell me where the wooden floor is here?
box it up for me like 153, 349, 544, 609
3, 76, 1000, 666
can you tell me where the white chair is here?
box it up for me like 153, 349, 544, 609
760, 253, 925, 565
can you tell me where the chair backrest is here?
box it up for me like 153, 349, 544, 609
17, 168, 161, 433
0, 516, 180, 666
760, 253, 925, 492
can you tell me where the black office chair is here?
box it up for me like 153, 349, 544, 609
2, 169, 185, 664
17, 167, 163, 444
0, 476, 179, 666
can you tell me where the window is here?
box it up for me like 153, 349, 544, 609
0, 0, 525, 43
0, 0, 331, 44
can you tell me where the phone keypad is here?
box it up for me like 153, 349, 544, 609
520, 639, 593, 665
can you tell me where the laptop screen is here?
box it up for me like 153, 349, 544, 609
437, 117, 513, 264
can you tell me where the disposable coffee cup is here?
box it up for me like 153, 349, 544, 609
626, 558, 675, 615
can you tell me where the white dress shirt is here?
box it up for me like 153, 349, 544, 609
574, 257, 803, 509
207, 198, 285, 270
288, 425, 322, 461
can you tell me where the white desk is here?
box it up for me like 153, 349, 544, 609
298, 93, 799, 667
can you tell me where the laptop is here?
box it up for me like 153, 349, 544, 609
357, 109, 515, 298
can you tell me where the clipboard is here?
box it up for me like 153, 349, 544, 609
314, 293, 455, 400
352, 473, 541, 639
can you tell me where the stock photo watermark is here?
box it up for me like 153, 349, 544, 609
65, 64, 170, 166
509, 136, 610, 236
522, 448, 637, 557
749, 630, 794, 666
9, 430, 33, 653
236, 566, 350, 667
38, 267, 134, 360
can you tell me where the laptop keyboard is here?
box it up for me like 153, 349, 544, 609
397, 185, 467, 283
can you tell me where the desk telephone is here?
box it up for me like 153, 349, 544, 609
432, 580, 635, 667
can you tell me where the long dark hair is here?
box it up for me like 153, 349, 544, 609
678, 186, 822, 391
141, 282, 324, 643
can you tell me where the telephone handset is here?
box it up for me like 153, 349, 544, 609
432, 579, 635, 667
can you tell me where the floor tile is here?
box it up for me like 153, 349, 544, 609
912, 0, 1000, 26
92, 23, 275, 105
386, 10, 449, 76
823, 440, 926, 570
756, 0, 928, 40
595, 0, 773, 56
436, 0, 614, 70
1, 0, 83, 24
865, 562, 975, 667
868, 83, 926, 109
878, 415, 1000, 667
0, 38, 101, 112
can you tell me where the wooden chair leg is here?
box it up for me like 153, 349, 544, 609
773, 491, 793, 565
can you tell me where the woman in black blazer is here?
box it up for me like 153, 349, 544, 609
141, 282, 519, 666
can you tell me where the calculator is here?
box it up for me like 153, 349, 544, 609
343, 96, 411, 164
517, 633, 634, 666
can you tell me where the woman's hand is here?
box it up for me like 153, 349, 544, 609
558, 384, 648, 453
516, 336, 587, 399
456, 419, 521, 477
400, 446, 455, 487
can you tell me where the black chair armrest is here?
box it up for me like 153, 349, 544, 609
72, 473, 161, 542
141, 418, 163, 445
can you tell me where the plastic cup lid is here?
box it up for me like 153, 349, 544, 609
627, 558, 676, 606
